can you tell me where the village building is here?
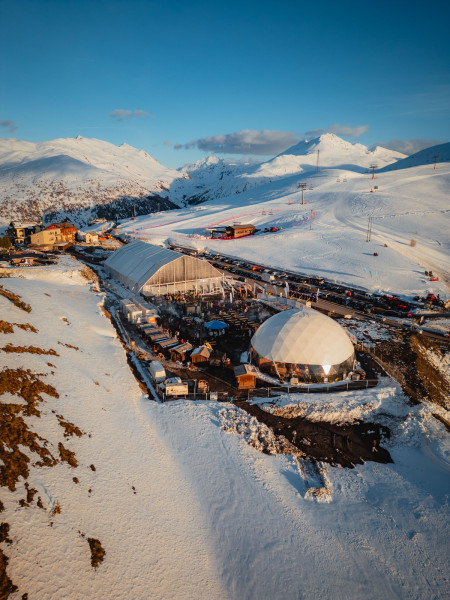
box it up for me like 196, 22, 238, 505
30, 222, 78, 248
7, 221, 43, 245
77, 231, 99, 244
104, 240, 223, 296
30, 228, 61, 247
46, 222, 78, 243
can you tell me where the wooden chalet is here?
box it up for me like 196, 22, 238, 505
170, 342, 193, 362
190, 345, 211, 364
233, 364, 257, 389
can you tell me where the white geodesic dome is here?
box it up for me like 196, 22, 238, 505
251, 308, 354, 366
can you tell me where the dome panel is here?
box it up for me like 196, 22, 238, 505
251, 308, 354, 366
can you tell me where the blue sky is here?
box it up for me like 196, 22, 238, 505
1, 0, 449, 168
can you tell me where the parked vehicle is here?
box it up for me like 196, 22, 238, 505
159, 377, 189, 397
149, 361, 166, 383
261, 273, 275, 283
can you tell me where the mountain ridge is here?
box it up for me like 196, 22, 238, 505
0, 134, 443, 227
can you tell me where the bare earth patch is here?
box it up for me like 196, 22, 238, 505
87, 538, 105, 568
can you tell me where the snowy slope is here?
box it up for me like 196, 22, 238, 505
0, 136, 184, 225
1, 259, 449, 600
379, 141, 450, 172
118, 158, 450, 299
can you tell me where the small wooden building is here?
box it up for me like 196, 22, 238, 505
234, 364, 257, 389
227, 224, 255, 238
210, 223, 255, 240
191, 345, 211, 364
170, 342, 193, 362
155, 337, 179, 353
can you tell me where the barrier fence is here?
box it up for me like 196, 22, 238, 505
161, 379, 378, 401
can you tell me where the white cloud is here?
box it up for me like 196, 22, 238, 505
0, 120, 17, 132
375, 138, 444, 155
109, 109, 151, 120
305, 124, 369, 138
175, 129, 299, 155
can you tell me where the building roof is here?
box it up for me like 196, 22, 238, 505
171, 342, 193, 354
229, 224, 254, 229
251, 308, 354, 366
191, 345, 211, 358
104, 240, 222, 293
234, 364, 257, 376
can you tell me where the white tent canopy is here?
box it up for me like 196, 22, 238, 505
104, 240, 223, 295
251, 308, 354, 366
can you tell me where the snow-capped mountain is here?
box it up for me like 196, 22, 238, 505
169, 134, 407, 206
260, 133, 406, 176
379, 141, 450, 172
0, 136, 184, 226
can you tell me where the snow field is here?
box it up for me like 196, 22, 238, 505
0, 258, 449, 600
118, 160, 450, 299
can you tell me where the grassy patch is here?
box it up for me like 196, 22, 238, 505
58, 443, 78, 468
57, 341, 79, 351
56, 415, 83, 438
0, 345, 58, 356
0, 548, 18, 599
0, 286, 31, 313
0, 322, 37, 335
0, 368, 59, 491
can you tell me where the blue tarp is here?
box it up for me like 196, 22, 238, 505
204, 320, 228, 330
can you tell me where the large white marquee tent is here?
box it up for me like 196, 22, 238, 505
104, 240, 223, 296
251, 308, 355, 382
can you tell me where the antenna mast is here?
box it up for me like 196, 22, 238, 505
370, 163, 378, 180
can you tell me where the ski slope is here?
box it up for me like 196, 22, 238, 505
118, 160, 450, 299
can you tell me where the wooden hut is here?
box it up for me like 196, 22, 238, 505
233, 364, 257, 389
155, 338, 179, 353
170, 342, 193, 362
191, 345, 211, 364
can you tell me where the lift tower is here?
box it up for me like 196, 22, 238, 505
297, 183, 308, 204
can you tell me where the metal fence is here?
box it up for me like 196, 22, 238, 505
161, 379, 378, 402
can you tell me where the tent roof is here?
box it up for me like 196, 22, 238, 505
204, 320, 228, 330
251, 308, 354, 366
104, 240, 221, 292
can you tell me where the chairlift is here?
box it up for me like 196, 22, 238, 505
309, 186, 314, 190
336, 178, 341, 182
